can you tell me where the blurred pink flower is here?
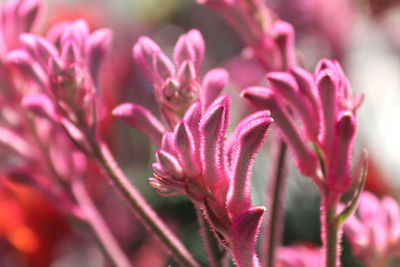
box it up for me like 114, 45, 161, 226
344, 191, 400, 266
275, 244, 322, 267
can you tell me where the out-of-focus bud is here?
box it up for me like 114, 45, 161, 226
200, 68, 228, 110
112, 103, 166, 146
85, 28, 112, 87
22, 93, 58, 121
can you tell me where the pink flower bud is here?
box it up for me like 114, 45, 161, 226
183, 102, 202, 160
174, 122, 200, 179
18, 0, 41, 33
85, 28, 112, 86
160, 131, 175, 154
242, 87, 317, 175
6, 49, 46, 87
186, 29, 205, 72
60, 19, 89, 49
153, 51, 175, 82
200, 68, 228, 110
231, 206, 266, 267
132, 36, 161, 82
271, 20, 296, 70
174, 32, 196, 67
316, 69, 338, 153
267, 72, 318, 141
177, 60, 197, 87
22, 93, 58, 121
327, 111, 356, 193
112, 103, 166, 146
19, 34, 58, 70
227, 111, 272, 217
61, 41, 81, 66
289, 66, 320, 120
156, 150, 184, 181
149, 177, 180, 197
200, 95, 229, 189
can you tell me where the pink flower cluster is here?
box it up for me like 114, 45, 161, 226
132, 29, 228, 128
151, 95, 272, 266
243, 60, 362, 195
7, 19, 111, 143
344, 191, 400, 266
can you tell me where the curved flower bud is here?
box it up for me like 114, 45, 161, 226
153, 51, 175, 82
227, 111, 272, 217
174, 122, 200, 179
173, 32, 197, 67
22, 93, 58, 121
156, 150, 184, 181
200, 68, 229, 110
85, 28, 112, 86
242, 87, 317, 175
112, 103, 166, 146
6, 49, 46, 87
316, 69, 338, 153
267, 72, 318, 141
327, 111, 356, 193
231, 206, 265, 267
200, 95, 229, 189
132, 36, 161, 82
289, 66, 320, 119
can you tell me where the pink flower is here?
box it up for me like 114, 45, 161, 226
7, 19, 112, 141
343, 191, 400, 266
0, 0, 42, 59
151, 95, 272, 266
132, 29, 228, 128
197, 0, 296, 71
276, 244, 323, 267
243, 59, 361, 195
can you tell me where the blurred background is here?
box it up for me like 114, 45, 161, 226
1, 0, 400, 266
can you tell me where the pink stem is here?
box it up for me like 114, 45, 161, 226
71, 177, 132, 267
91, 140, 200, 267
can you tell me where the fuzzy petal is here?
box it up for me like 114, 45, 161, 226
85, 28, 112, 87
200, 95, 229, 189
227, 111, 272, 217
231, 206, 265, 267
200, 68, 228, 110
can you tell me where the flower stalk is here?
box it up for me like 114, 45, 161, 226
90, 139, 200, 267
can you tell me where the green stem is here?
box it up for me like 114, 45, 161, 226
322, 195, 341, 267
91, 140, 200, 267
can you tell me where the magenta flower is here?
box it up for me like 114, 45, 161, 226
151, 95, 272, 267
113, 30, 229, 147
343, 191, 400, 266
0, 0, 41, 59
242, 59, 361, 194
197, 0, 296, 71
132, 29, 228, 127
276, 244, 323, 267
7, 19, 111, 148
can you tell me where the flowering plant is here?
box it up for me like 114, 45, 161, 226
0, 0, 397, 267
